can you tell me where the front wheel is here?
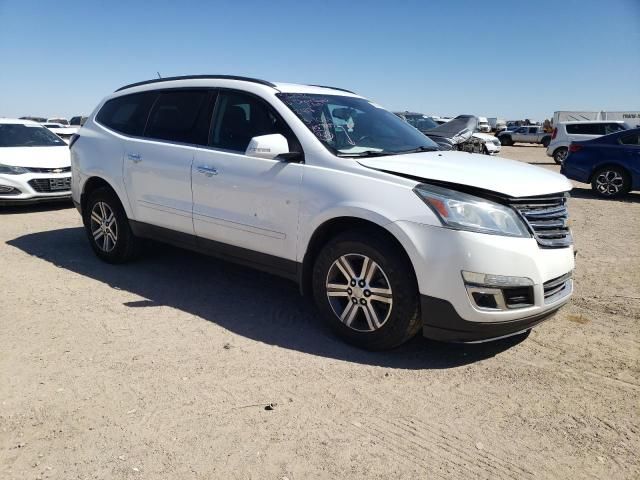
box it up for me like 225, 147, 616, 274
591, 166, 631, 198
83, 187, 141, 263
499, 136, 513, 146
553, 147, 568, 165
312, 230, 421, 350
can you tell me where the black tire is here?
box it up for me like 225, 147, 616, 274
499, 135, 513, 146
541, 136, 550, 148
590, 166, 631, 198
553, 147, 568, 165
482, 145, 489, 155
83, 187, 141, 263
312, 229, 421, 350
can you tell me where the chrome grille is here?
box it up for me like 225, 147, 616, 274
511, 194, 573, 248
28, 177, 71, 193
25, 166, 71, 173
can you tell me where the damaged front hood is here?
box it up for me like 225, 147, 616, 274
423, 115, 478, 146
358, 150, 572, 198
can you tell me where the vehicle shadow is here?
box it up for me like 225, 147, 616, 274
570, 186, 640, 203
0, 200, 73, 215
7, 227, 529, 370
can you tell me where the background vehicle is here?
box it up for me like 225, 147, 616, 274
47, 117, 70, 126
477, 116, 491, 133
0, 118, 71, 205
472, 132, 501, 155
499, 126, 551, 148
72, 75, 574, 350
19, 116, 47, 123
70, 115, 88, 126
553, 110, 640, 128
394, 112, 439, 131
561, 128, 640, 198
42, 123, 79, 143
489, 117, 507, 133
547, 120, 629, 164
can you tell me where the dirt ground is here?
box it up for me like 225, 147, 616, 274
1, 145, 638, 479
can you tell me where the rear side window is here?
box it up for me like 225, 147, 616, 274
619, 133, 640, 145
96, 92, 157, 136
604, 123, 626, 134
144, 90, 213, 145
566, 123, 603, 135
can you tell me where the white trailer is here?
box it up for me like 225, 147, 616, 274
553, 111, 640, 127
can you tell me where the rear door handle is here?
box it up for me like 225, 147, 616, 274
196, 165, 218, 177
127, 153, 142, 163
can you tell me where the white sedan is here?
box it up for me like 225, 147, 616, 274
472, 132, 502, 155
42, 122, 80, 144
0, 118, 72, 205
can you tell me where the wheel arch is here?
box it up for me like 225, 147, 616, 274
299, 216, 417, 297
80, 176, 127, 222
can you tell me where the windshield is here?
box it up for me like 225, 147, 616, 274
277, 93, 438, 156
402, 115, 439, 132
0, 123, 67, 147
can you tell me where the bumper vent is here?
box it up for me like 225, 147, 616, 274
511, 194, 573, 248
543, 272, 573, 304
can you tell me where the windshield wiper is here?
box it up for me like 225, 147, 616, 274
394, 146, 439, 154
337, 150, 394, 158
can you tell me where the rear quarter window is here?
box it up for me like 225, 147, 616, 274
96, 92, 158, 136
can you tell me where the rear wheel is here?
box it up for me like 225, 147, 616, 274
312, 230, 421, 350
553, 147, 568, 165
83, 187, 141, 263
591, 166, 630, 198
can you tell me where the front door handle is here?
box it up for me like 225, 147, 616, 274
196, 165, 218, 177
127, 153, 142, 163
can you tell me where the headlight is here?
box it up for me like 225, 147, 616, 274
0, 163, 29, 175
413, 183, 530, 238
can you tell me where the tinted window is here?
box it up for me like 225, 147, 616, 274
0, 123, 67, 147
604, 123, 627, 134
528, 127, 538, 133
566, 123, 604, 135
96, 92, 157, 136
145, 90, 212, 145
210, 91, 300, 153
619, 133, 640, 145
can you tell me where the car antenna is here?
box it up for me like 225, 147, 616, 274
157, 72, 162, 79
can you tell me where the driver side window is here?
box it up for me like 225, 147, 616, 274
210, 91, 300, 154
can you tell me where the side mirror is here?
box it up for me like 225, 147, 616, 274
245, 134, 295, 161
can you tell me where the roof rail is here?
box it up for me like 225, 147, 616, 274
115, 75, 277, 92
307, 84, 357, 94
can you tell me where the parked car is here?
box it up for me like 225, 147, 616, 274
394, 112, 439, 132
19, 116, 47, 123
47, 117, 70, 126
561, 128, 640, 198
547, 121, 629, 165
42, 123, 79, 143
0, 118, 71, 205
489, 118, 507, 133
498, 126, 551, 148
472, 132, 502, 155
70, 116, 88, 126
477, 117, 491, 133
72, 75, 574, 349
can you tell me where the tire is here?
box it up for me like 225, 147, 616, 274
499, 135, 513, 146
591, 166, 631, 198
83, 187, 141, 263
541, 136, 550, 148
482, 145, 489, 155
312, 230, 421, 350
553, 147, 568, 165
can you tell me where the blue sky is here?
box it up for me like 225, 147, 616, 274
1, 0, 638, 121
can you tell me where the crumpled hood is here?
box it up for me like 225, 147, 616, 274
358, 150, 572, 198
472, 132, 498, 142
0, 146, 71, 168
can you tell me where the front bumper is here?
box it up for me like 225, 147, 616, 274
0, 172, 72, 205
387, 221, 575, 341
485, 142, 501, 154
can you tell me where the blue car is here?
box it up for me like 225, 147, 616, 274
561, 128, 640, 198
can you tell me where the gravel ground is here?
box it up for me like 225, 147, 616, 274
1, 145, 638, 479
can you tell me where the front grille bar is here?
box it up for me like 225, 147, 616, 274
510, 194, 573, 248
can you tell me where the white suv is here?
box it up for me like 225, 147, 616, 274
71, 75, 575, 349
547, 120, 628, 164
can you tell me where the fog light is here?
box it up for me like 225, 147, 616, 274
0, 185, 20, 195
462, 271, 533, 287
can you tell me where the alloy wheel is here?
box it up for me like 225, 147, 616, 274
325, 254, 393, 332
595, 170, 624, 196
90, 201, 118, 252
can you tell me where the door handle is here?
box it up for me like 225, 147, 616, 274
197, 165, 218, 177
127, 153, 142, 163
